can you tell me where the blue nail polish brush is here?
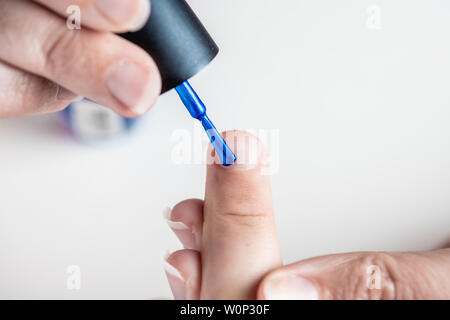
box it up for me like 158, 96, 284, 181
175, 81, 236, 166
120, 0, 235, 165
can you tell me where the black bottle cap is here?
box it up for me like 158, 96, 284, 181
120, 0, 219, 93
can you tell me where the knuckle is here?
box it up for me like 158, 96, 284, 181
349, 253, 398, 300
42, 28, 81, 79
217, 211, 271, 228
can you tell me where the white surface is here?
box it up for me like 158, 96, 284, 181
1, 0, 450, 299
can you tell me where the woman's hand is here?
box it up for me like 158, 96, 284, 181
0, 0, 161, 118
164, 130, 450, 300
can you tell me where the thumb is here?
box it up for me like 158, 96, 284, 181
258, 249, 450, 300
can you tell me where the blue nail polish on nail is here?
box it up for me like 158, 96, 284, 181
175, 81, 236, 166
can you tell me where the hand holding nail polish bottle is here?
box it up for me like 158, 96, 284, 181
62, 0, 226, 149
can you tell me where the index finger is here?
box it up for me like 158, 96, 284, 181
201, 131, 282, 299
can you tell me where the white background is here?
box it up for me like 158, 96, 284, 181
0, 0, 449, 299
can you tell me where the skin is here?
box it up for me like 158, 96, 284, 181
0, 0, 161, 118
165, 130, 450, 300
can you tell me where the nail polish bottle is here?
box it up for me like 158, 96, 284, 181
120, 0, 219, 94
62, 0, 219, 144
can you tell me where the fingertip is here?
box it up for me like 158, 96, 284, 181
257, 268, 319, 300
165, 200, 204, 250
105, 56, 162, 118
207, 130, 268, 171
257, 269, 277, 300
95, 0, 151, 33
170, 199, 204, 222
163, 207, 189, 231
130, 58, 162, 115
257, 268, 286, 300
205, 130, 273, 219
126, 0, 152, 32
166, 249, 201, 271
164, 249, 202, 300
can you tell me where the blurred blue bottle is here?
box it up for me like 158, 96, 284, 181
61, 99, 139, 143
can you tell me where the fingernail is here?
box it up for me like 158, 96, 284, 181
213, 131, 266, 170
128, 0, 151, 31
263, 275, 319, 300
163, 207, 189, 230
163, 208, 199, 249
56, 86, 80, 101
96, 0, 151, 31
163, 252, 186, 300
106, 61, 155, 115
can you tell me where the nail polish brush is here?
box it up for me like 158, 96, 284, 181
120, 0, 236, 166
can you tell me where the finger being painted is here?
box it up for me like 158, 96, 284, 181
201, 130, 282, 299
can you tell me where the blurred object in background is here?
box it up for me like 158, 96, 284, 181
61, 99, 140, 144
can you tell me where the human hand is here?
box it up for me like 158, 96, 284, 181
164, 130, 450, 300
164, 130, 282, 299
0, 0, 161, 118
